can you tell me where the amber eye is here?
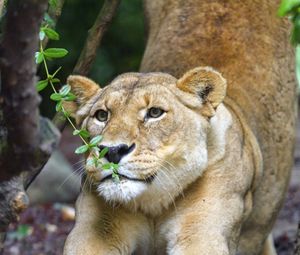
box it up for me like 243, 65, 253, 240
147, 107, 165, 118
95, 110, 108, 122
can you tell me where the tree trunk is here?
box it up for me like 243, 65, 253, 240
0, 0, 48, 250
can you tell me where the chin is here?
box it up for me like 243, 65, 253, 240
97, 179, 148, 204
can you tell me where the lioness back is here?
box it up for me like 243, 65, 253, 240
141, 0, 297, 253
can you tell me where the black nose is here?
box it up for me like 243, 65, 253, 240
99, 143, 135, 164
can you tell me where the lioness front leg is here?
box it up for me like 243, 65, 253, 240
64, 191, 151, 255
165, 188, 249, 255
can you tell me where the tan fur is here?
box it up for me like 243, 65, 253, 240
64, 1, 297, 254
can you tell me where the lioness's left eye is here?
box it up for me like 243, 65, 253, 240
147, 107, 165, 118
95, 109, 108, 122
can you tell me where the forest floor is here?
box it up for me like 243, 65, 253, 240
2, 118, 300, 255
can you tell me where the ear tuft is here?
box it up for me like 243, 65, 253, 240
63, 75, 100, 118
197, 83, 213, 101
67, 75, 100, 104
177, 67, 227, 117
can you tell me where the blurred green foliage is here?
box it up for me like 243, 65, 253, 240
278, 0, 300, 45
278, 0, 300, 88
7, 224, 33, 240
40, 0, 145, 116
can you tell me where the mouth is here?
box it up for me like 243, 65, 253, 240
101, 173, 156, 183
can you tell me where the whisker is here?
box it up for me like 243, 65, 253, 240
154, 174, 179, 218
58, 165, 85, 190
156, 160, 185, 198
71, 159, 85, 168
77, 176, 90, 210
160, 159, 185, 193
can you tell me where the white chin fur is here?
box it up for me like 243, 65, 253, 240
97, 180, 147, 203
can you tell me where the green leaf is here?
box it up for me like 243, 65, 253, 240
99, 147, 109, 158
43, 27, 59, 40
64, 93, 76, 101
51, 78, 60, 83
111, 163, 119, 170
278, 0, 300, 16
80, 129, 90, 139
89, 135, 103, 146
94, 159, 99, 167
75, 145, 89, 154
50, 93, 62, 101
73, 129, 80, 136
59, 84, 71, 96
39, 30, 46, 41
44, 48, 68, 58
36, 79, 48, 92
91, 156, 101, 167
92, 147, 100, 152
73, 129, 90, 138
35, 52, 44, 64
102, 163, 112, 170
56, 101, 62, 111
45, 56, 53, 61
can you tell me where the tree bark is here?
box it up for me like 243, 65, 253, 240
0, 0, 48, 180
0, 0, 48, 250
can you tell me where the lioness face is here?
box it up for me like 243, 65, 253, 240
66, 67, 226, 213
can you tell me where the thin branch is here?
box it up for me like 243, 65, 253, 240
73, 0, 121, 76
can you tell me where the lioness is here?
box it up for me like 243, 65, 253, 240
64, 1, 297, 255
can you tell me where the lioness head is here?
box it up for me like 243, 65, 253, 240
66, 67, 230, 215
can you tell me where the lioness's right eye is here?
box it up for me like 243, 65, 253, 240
95, 110, 108, 122
147, 107, 165, 119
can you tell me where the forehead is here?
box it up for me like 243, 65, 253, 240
96, 72, 178, 107
109, 72, 176, 91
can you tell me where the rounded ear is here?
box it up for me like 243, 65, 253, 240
63, 75, 100, 117
176, 67, 227, 117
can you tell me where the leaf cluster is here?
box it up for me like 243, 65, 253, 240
35, 1, 120, 182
